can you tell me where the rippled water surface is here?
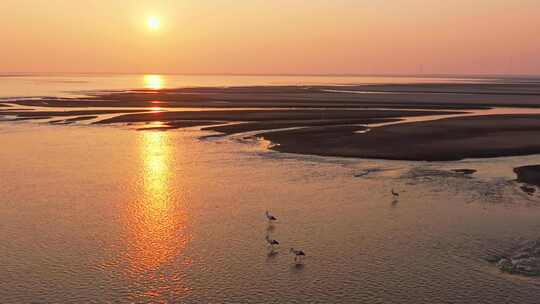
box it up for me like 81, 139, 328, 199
2, 123, 540, 303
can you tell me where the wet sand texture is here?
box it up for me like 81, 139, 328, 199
0, 109, 150, 118
202, 118, 399, 135
264, 115, 540, 161
495, 240, 540, 276
95, 109, 460, 125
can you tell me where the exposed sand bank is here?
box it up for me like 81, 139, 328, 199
2, 83, 540, 161
49, 116, 98, 125
263, 115, 540, 161
95, 109, 455, 125
0, 109, 150, 118
201, 118, 399, 135
6, 83, 540, 109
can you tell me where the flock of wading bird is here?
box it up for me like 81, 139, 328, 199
264, 210, 306, 264
264, 189, 401, 264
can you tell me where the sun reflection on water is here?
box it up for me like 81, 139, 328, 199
121, 131, 191, 299
143, 132, 170, 205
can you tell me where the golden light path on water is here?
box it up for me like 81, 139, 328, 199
122, 131, 192, 299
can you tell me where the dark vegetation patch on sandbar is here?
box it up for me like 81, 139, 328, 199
514, 165, 540, 187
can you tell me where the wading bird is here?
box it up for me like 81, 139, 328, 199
391, 189, 400, 200
265, 235, 280, 248
290, 248, 306, 262
265, 210, 277, 223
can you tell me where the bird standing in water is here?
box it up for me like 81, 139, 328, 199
391, 189, 400, 200
290, 248, 306, 262
265, 235, 280, 248
265, 210, 277, 223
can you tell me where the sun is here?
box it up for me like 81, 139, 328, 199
147, 17, 159, 30
144, 75, 164, 90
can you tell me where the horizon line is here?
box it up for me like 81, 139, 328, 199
1, 72, 540, 79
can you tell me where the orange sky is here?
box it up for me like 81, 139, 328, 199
2, 0, 539, 75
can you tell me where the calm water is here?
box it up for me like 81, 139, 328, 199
2, 123, 540, 303
0, 74, 499, 98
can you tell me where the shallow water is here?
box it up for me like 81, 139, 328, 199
368, 107, 540, 128
1, 123, 540, 303
0, 74, 501, 98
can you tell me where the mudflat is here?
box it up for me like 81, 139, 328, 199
0, 109, 150, 119
263, 115, 540, 161
7, 83, 540, 109
3, 83, 540, 161
95, 109, 457, 125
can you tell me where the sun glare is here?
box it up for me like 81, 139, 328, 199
147, 17, 159, 30
144, 75, 164, 90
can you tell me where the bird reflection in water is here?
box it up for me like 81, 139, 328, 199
121, 131, 191, 300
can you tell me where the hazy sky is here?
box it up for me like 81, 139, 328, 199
2, 0, 539, 75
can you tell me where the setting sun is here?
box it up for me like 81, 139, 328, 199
143, 75, 164, 90
147, 17, 159, 30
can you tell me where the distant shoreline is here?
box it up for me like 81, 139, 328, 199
2, 72, 540, 78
